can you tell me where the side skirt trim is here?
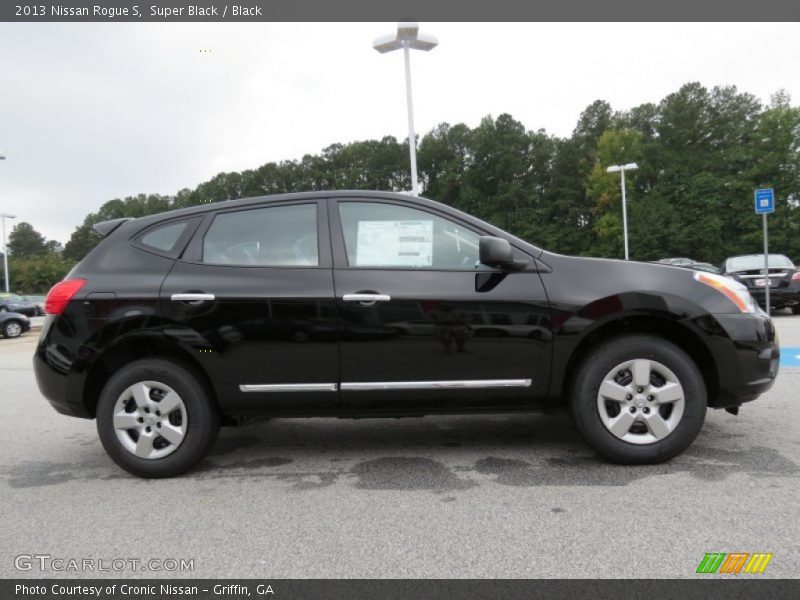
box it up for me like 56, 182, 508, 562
340, 379, 532, 391
239, 383, 338, 393
240, 380, 533, 393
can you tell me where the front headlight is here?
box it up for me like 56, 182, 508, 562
693, 272, 757, 313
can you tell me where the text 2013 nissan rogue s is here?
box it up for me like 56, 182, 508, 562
34, 191, 779, 477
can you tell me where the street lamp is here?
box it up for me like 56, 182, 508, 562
1, 213, 15, 293
373, 22, 438, 196
606, 162, 639, 260
0, 153, 13, 292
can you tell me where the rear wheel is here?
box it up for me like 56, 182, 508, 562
96, 359, 220, 478
3, 320, 23, 338
570, 335, 706, 464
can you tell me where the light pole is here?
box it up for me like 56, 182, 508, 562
373, 22, 438, 196
606, 162, 639, 260
0, 153, 13, 292
1, 212, 15, 293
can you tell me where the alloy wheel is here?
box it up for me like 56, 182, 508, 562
596, 358, 685, 445
112, 381, 188, 459
5, 322, 22, 338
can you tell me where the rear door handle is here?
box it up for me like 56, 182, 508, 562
342, 293, 391, 305
171, 293, 215, 303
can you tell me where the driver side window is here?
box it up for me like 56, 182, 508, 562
202, 204, 319, 267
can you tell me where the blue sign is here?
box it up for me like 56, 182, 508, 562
780, 347, 800, 368
754, 188, 775, 214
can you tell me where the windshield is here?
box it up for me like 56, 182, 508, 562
0, 293, 23, 301
727, 255, 794, 271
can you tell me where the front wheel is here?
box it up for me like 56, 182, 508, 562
96, 359, 220, 478
570, 335, 706, 464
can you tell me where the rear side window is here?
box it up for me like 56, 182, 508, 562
133, 218, 200, 257
138, 221, 189, 253
202, 204, 319, 267
727, 255, 794, 271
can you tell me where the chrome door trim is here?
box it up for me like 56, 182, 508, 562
340, 379, 532, 391
239, 383, 338, 393
171, 293, 216, 302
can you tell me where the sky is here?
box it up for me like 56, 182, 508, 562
1, 22, 799, 244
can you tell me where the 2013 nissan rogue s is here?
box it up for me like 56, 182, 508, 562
34, 191, 780, 477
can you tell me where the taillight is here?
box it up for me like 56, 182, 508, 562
45, 279, 86, 315
793, 272, 800, 281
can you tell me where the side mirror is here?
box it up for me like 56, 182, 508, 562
479, 236, 515, 269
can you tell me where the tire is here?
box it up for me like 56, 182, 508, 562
96, 359, 220, 478
3, 320, 24, 338
792, 305, 800, 315
569, 335, 706, 464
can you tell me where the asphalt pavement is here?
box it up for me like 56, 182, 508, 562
1, 313, 798, 579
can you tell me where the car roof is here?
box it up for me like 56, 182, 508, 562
118, 190, 544, 256
134, 190, 434, 222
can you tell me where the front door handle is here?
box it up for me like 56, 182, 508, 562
342, 293, 391, 306
171, 293, 216, 303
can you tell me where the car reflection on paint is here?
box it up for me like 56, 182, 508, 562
388, 303, 551, 342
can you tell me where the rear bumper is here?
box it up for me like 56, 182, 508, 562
33, 351, 92, 418
703, 313, 779, 408
750, 287, 800, 308
32, 317, 93, 419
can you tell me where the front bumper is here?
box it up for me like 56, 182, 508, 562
700, 312, 779, 408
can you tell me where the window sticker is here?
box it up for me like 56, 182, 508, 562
355, 220, 433, 267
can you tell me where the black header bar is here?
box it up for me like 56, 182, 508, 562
2, 0, 800, 22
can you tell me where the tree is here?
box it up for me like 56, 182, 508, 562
63, 194, 173, 261
6, 254, 73, 294
418, 122, 473, 209
58, 83, 800, 266
586, 129, 644, 256
8, 222, 48, 258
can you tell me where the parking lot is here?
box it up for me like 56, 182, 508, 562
1, 314, 798, 579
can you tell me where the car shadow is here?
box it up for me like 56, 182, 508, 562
4, 411, 798, 490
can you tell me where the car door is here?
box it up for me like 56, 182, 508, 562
330, 198, 552, 413
160, 199, 339, 414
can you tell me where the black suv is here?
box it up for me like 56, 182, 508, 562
34, 191, 779, 477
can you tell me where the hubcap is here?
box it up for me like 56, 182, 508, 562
6, 322, 22, 337
112, 381, 187, 459
596, 359, 685, 445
